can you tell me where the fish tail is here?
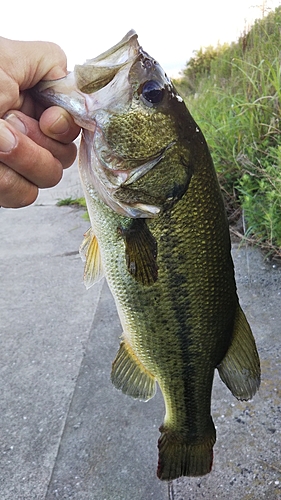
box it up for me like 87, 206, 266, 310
157, 423, 216, 480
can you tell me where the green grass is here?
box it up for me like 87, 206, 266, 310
174, 6, 281, 258
57, 196, 87, 208
57, 196, 89, 221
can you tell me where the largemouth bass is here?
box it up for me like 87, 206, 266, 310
34, 30, 260, 481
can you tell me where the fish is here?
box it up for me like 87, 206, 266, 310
34, 30, 260, 481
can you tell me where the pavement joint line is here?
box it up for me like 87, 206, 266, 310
44, 278, 105, 499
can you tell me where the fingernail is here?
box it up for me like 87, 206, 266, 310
4, 113, 27, 134
0, 122, 17, 152
49, 114, 70, 135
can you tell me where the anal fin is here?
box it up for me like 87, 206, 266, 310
217, 304, 261, 400
111, 340, 156, 401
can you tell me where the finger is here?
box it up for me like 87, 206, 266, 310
4, 112, 78, 169
0, 38, 67, 115
0, 162, 38, 208
39, 106, 81, 144
0, 119, 63, 188
1, 37, 67, 88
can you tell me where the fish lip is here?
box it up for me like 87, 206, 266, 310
74, 30, 140, 94
33, 30, 141, 128
84, 30, 138, 66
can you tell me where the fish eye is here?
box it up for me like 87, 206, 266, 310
142, 80, 164, 104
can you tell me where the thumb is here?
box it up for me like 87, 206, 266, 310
0, 37, 67, 90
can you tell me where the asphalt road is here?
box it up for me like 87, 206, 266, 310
1, 162, 280, 499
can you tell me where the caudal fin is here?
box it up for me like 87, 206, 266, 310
157, 424, 216, 481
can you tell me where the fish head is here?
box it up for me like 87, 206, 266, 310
34, 31, 195, 218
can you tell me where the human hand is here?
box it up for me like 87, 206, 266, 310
0, 37, 81, 208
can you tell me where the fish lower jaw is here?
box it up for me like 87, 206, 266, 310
104, 195, 161, 218
123, 202, 160, 218
95, 189, 160, 218
84, 172, 161, 217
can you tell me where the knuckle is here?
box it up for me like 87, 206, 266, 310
0, 164, 16, 191
45, 168, 63, 188
0, 75, 20, 116
0, 164, 38, 207
47, 41, 66, 63
37, 155, 63, 189
61, 143, 77, 168
0, 164, 35, 208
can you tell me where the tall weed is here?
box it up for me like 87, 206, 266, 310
175, 6, 281, 255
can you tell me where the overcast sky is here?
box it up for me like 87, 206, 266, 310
2, 0, 280, 76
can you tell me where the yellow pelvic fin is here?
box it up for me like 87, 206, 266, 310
79, 228, 104, 289
118, 219, 158, 286
157, 423, 216, 480
111, 340, 156, 401
217, 304, 261, 400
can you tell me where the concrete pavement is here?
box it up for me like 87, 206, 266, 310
0, 161, 281, 499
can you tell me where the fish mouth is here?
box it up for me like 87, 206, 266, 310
34, 31, 175, 218
73, 31, 175, 218
74, 30, 139, 94
33, 30, 141, 129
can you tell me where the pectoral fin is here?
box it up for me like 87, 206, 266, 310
79, 228, 104, 289
217, 304, 260, 400
118, 219, 158, 286
111, 340, 156, 401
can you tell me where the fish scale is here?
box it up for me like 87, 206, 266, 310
84, 164, 239, 480
34, 30, 260, 481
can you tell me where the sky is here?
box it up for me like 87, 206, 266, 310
2, 0, 281, 77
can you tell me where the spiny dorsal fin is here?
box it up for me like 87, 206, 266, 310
79, 228, 104, 289
217, 303, 261, 401
111, 340, 156, 401
118, 219, 158, 286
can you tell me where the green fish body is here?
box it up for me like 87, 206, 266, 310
34, 31, 260, 481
